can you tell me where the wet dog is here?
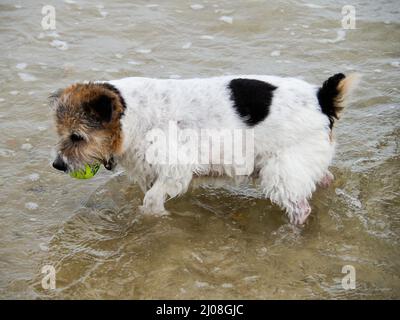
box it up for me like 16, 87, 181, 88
51, 73, 358, 224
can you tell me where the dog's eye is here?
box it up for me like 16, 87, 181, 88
70, 133, 84, 142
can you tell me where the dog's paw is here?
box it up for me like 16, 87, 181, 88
138, 205, 170, 217
289, 199, 311, 225
318, 171, 334, 188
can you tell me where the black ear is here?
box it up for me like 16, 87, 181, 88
84, 94, 113, 123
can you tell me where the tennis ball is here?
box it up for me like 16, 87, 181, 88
69, 163, 100, 179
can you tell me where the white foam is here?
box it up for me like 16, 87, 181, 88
25, 202, 39, 210
0, 148, 16, 157
319, 30, 346, 44
50, 39, 69, 51
16, 63, 27, 70
221, 283, 234, 288
335, 188, 362, 209
18, 73, 37, 82
194, 281, 210, 288
127, 60, 142, 65
115, 53, 123, 59
200, 35, 214, 40
28, 173, 40, 181
10, 90, 19, 95
219, 16, 233, 24
390, 61, 400, 67
38, 31, 60, 39
21, 143, 33, 151
180, 288, 187, 294
191, 252, 203, 263
270, 50, 281, 57
182, 42, 192, 49
0, 98, 5, 102
105, 68, 119, 73
135, 48, 152, 54
243, 275, 259, 282
260, 247, 268, 254
38, 125, 48, 131
190, 4, 204, 10
303, 3, 324, 9
39, 243, 49, 252
99, 10, 108, 17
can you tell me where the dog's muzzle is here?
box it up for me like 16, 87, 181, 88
52, 155, 68, 172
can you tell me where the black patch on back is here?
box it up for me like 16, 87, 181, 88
228, 78, 277, 126
317, 73, 345, 129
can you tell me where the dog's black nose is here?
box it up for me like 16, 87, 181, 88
52, 157, 67, 172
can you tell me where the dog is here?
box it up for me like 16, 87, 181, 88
51, 73, 358, 224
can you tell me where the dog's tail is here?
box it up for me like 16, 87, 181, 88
317, 73, 360, 129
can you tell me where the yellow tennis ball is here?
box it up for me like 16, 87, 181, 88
69, 163, 100, 179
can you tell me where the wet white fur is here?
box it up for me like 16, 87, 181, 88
108, 75, 335, 224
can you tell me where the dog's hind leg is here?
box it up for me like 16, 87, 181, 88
287, 199, 312, 225
259, 150, 325, 225
318, 170, 334, 188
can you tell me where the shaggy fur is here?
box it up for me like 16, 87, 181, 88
52, 74, 358, 224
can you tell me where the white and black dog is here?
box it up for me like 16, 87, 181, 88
51, 73, 358, 224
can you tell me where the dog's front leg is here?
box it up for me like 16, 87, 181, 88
139, 169, 193, 216
140, 181, 169, 216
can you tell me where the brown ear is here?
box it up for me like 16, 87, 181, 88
83, 94, 114, 123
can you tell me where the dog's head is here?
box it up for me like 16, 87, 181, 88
51, 82, 126, 173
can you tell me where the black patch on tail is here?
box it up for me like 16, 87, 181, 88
317, 73, 345, 129
228, 78, 277, 126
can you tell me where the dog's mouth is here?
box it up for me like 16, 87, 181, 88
53, 154, 116, 173
103, 156, 116, 171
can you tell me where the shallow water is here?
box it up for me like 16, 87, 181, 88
0, 0, 399, 299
